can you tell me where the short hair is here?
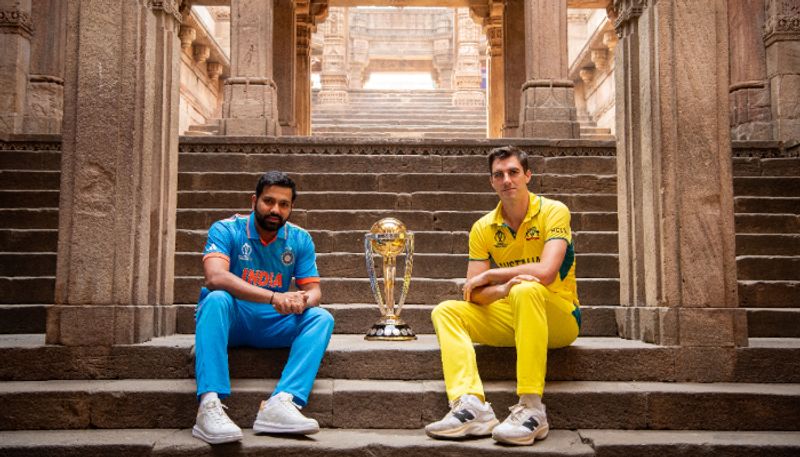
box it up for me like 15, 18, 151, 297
255, 171, 297, 202
487, 146, 530, 174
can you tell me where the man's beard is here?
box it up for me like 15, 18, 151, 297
255, 209, 288, 232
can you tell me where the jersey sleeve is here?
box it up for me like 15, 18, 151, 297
294, 231, 320, 286
468, 221, 490, 261
544, 202, 572, 244
202, 221, 233, 263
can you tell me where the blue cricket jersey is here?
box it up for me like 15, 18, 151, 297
200, 212, 320, 302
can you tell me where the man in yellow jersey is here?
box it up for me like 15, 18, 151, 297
425, 146, 581, 446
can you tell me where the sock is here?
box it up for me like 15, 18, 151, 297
520, 394, 544, 412
200, 392, 219, 406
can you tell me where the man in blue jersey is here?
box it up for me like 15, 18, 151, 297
192, 171, 334, 445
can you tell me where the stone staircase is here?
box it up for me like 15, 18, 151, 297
311, 89, 488, 139
0, 136, 799, 455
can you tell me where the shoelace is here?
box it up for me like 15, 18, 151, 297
505, 403, 530, 426
207, 402, 232, 426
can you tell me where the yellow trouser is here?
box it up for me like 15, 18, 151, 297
431, 281, 580, 401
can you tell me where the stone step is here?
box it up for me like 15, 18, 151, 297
0, 305, 47, 334
311, 118, 487, 127
1, 334, 797, 383
311, 127, 489, 135
735, 214, 800, 234
176, 191, 618, 212
0, 229, 58, 252
312, 132, 490, 140
312, 109, 487, 116
176, 153, 618, 175
0, 150, 62, 171
0, 170, 60, 190
0, 209, 59, 229
177, 172, 616, 194
2, 429, 799, 457
739, 280, 800, 308
747, 308, 800, 338
733, 177, 800, 197
0, 253, 55, 276
734, 197, 800, 214
173, 252, 620, 280
580, 133, 615, 141
172, 303, 619, 337
733, 157, 800, 176
737, 256, 800, 281
1, 379, 798, 431
173, 277, 621, 305
736, 234, 800, 256
174, 209, 619, 232
175, 229, 622, 255
0, 190, 59, 208
0, 277, 54, 304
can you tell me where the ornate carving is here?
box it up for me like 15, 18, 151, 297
602, 30, 619, 52
148, 0, 183, 23
611, 0, 648, 38
579, 68, 595, 84
207, 62, 223, 81
591, 49, 609, 71
764, 0, 800, 46
179, 26, 196, 51
193, 44, 210, 64
0, 9, 33, 38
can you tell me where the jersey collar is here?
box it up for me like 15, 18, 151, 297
490, 192, 542, 227
247, 212, 289, 246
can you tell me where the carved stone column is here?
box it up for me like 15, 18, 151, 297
48, 0, 183, 346
518, 0, 579, 138
613, 0, 746, 349
728, 0, 772, 140
220, 0, 280, 135
432, 13, 453, 89
485, 3, 504, 138
23, 0, 66, 134
274, 0, 296, 135
764, 0, 800, 142
452, 8, 484, 107
0, 0, 32, 135
295, 14, 313, 135
502, 0, 524, 137
317, 7, 348, 105
348, 11, 368, 89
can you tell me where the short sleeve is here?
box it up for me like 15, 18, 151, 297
203, 221, 233, 262
468, 221, 490, 261
294, 231, 320, 285
544, 202, 572, 244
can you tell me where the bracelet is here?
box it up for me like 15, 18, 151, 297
268, 291, 274, 305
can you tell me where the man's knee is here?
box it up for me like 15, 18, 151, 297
197, 290, 235, 318
432, 300, 466, 323
304, 306, 335, 331
508, 281, 549, 305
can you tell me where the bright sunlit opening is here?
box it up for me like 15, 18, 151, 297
363, 72, 435, 90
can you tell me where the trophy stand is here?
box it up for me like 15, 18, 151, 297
364, 218, 416, 341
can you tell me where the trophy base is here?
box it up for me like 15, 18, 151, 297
365, 317, 417, 341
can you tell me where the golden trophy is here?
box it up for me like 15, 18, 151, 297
364, 217, 416, 340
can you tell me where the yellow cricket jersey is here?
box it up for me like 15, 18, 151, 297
468, 192, 579, 306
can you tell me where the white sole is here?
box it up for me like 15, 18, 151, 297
192, 425, 243, 444
425, 418, 500, 439
492, 424, 549, 446
253, 420, 320, 435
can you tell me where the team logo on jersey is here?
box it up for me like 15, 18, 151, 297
281, 248, 295, 266
238, 243, 252, 261
525, 226, 540, 241
494, 229, 507, 247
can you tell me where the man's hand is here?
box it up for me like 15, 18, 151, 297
462, 271, 490, 302
499, 274, 540, 297
272, 290, 309, 315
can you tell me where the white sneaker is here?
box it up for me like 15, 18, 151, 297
491, 402, 549, 445
253, 392, 320, 435
424, 394, 499, 439
192, 399, 243, 444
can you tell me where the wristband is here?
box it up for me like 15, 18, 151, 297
268, 291, 274, 305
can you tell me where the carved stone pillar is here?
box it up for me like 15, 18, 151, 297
348, 38, 369, 89
317, 7, 348, 105
49, 0, 183, 346
274, 0, 296, 135
295, 15, 313, 135
23, 0, 66, 134
485, 3, 504, 138
220, 0, 280, 135
0, 0, 32, 134
453, 8, 484, 107
613, 0, 746, 348
728, 0, 771, 140
432, 13, 453, 89
518, 0, 579, 138
502, 0, 524, 137
764, 0, 800, 142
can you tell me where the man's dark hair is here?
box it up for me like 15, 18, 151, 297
487, 146, 530, 174
255, 171, 297, 202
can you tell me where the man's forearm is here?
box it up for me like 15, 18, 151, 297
486, 263, 555, 285
206, 270, 274, 304
469, 283, 507, 305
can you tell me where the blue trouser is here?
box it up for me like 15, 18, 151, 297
194, 289, 335, 406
